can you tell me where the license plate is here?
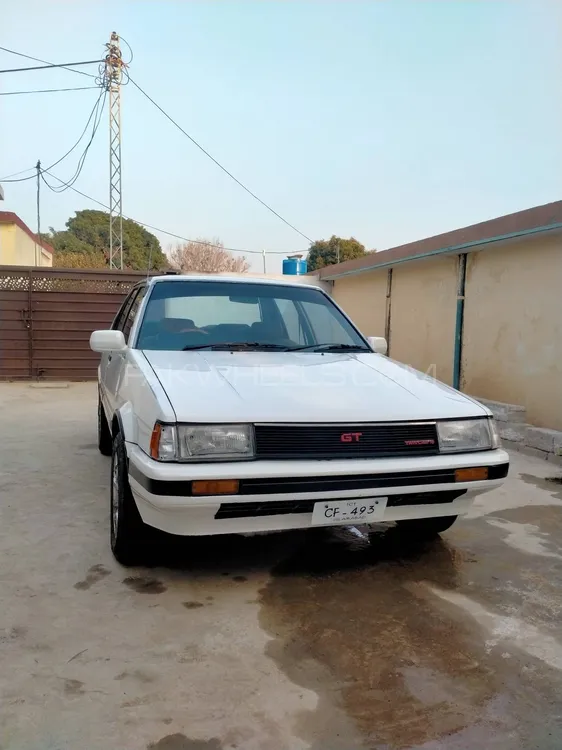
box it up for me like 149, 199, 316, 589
311, 497, 388, 526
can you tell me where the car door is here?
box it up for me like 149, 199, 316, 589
99, 289, 137, 416
105, 286, 146, 416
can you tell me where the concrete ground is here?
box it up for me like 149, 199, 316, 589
1, 383, 562, 750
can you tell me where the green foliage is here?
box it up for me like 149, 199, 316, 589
49, 210, 167, 271
48, 229, 105, 268
53, 250, 107, 269
48, 229, 103, 257
306, 236, 368, 272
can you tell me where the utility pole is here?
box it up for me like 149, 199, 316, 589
262, 249, 266, 274
36, 159, 41, 267
105, 32, 124, 270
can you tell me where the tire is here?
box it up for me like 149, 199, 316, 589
110, 432, 152, 566
98, 395, 113, 456
395, 515, 458, 538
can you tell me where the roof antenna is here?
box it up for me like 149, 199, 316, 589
146, 244, 153, 282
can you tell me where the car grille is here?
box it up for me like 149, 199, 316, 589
215, 491, 467, 519
254, 423, 439, 459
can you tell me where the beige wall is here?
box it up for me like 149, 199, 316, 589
325, 231, 562, 430
332, 270, 387, 337
14, 226, 52, 267
0, 224, 17, 264
0, 224, 52, 267
332, 259, 458, 385
462, 234, 562, 429
389, 256, 458, 385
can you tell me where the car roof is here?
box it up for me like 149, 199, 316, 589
147, 274, 323, 291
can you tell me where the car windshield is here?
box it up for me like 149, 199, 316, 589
135, 280, 369, 352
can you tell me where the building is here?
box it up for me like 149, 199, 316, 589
316, 200, 562, 431
0, 211, 53, 267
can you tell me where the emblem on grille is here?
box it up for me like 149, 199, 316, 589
340, 432, 362, 443
404, 439, 435, 446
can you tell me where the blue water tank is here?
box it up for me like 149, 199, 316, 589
283, 257, 308, 275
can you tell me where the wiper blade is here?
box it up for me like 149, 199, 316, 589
182, 341, 291, 351
288, 343, 371, 353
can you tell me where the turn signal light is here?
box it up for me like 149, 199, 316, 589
455, 467, 488, 482
192, 480, 239, 496
150, 423, 162, 459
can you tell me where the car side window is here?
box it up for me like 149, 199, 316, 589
112, 290, 137, 332
122, 287, 147, 343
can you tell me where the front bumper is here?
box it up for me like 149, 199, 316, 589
127, 445, 509, 536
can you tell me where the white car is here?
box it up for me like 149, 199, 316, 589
90, 274, 509, 565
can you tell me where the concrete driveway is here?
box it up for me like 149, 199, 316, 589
1, 383, 561, 750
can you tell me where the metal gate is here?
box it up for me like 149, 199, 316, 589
0, 267, 149, 380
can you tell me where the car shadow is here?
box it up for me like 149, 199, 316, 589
142, 523, 453, 582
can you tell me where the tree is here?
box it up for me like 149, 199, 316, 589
306, 236, 368, 272
169, 239, 250, 274
53, 248, 108, 269
48, 229, 107, 269
49, 210, 167, 271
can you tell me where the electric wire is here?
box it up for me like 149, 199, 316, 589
0, 172, 40, 183
45, 90, 107, 192
0, 166, 36, 180
0, 88, 106, 182
0, 85, 98, 96
0, 59, 104, 75
119, 36, 134, 65
129, 76, 312, 243
0, 45, 97, 78
41, 169, 294, 255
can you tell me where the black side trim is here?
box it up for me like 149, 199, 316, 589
128, 462, 509, 497
129, 463, 190, 495
489, 462, 509, 480
214, 490, 468, 519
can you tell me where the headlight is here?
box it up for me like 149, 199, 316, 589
151, 423, 255, 461
179, 424, 254, 460
437, 418, 498, 453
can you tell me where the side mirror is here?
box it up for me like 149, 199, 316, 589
367, 336, 387, 355
90, 329, 127, 353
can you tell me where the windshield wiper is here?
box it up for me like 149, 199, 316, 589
287, 343, 371, 353
182, 342, 292, 351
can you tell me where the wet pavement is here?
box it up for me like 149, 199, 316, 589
1, 383, 562, 750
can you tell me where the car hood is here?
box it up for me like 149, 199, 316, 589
142, 350, 488, 423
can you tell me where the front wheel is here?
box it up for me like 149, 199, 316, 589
110, 432, 152, 566
395, 515, 458, 538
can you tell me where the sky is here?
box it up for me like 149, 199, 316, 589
1, 0, 561, 272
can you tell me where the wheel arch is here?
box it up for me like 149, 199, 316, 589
111, 402, 136, 447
